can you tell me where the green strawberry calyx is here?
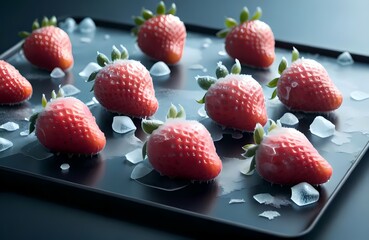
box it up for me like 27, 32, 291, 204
196, 59, 241, 104
29, 88, 65, 134
87, 45, 130, 91
131, 1, 177, 35
266, 47, 300, 99
141, 104, 186, 159
19, 16, 57, 38
241, 119, 279, 175
216, 6, 262, 38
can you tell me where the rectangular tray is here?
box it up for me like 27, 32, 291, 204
1, 18, 369, 238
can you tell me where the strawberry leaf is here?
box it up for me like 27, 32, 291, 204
216, 62, 229, 79
142, 141, 147, 159
167, 103, 178, 119
120, 45, 129, 60
270, 89, 278, 99
196, 76, 217, 90
216, 28, 230, 38
41, 17, 49, 27
278, 57, 288, 75
225, 18, 238, 28
142, 8, 154, 20
176, 105, 186, 119
97, 52, 110, 67
167, 3, 177, 15
196, 94, 206, 104
141, 119, 164, 134
28, 112, 39, 134
87, 70, 99, 82
246, 156, 256, 175
251, 7, 262, 20
240, 7, 249, 23
41, 94, 47, 107
292, 47, 300, 62
49, 16, 57, 26
32, 20, 40, 31
18, 31, 30, 38
133, 16, 145, 26
242, 144, 258, 158
111, 45, 121, 61
253, 123, 265, 145
156, 1, 166, 15
266, 77, 279, 88
231, 59, 241, 74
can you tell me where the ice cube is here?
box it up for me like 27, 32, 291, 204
59, 17, 77, 33
279, 112, 299, 126
253, 193, 290, 208
20, 130, 30, 136
130, 161, 153, 180
337, 51, 354, 66
309, 116, 335, 138
125, 148, 144, 164
60, 163, 70, 172
112, 116, 136, 134
0, 138, 13, 152
197, 106, 208, 118
229, 198, 245, 204
50, 67, 65, 79
78, 17, 96, 33
149, 61, 171, 77
60, 84, 81, 96
0, 122, 19, 131
350, 90, 369, 101
290, 182, 320, 206
259, 211, 280, 220
79, 62, 102, 78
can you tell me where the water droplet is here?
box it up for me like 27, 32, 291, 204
290, 182, 319, 206
309, 116, 335, 138
112, 116, 136, 134
0, 122, 19, 131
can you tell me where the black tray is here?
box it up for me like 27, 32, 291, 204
1, 18, 369, 238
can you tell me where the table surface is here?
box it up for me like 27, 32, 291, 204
1, 1, 369, 239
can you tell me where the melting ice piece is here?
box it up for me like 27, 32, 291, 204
80, 37, 92, 43
189, 64, 206, 71
61, 84, 81, 96
20, 130, 30, 136
331, 131, 351, 145
309, 116, 335, 138
59, 17, 77, 32
337, 51, 354, 66
79, 62, 102, 78
112, 116, 137, 134
290, 182, 319, 206
78, 17, 96, 33
0, 122, 19, 131
279, 112, 299, 126
50, 67, 65, 79
350, 90, 369, 101
218, 50, 227, 56
197, 106, 208, 118
150, 61, 171, 77
259, 211, 280, 220
253, 193, 290, 208
229, 198, 245, 204
0, 138, 13, 152
130, 161, 154, 180
125, 148, 144, 164
60, 163, 70, 172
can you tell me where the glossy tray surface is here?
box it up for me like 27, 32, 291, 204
1, 19, 369, 237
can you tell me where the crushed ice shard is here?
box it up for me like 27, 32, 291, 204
0, 138, 13, 152
229, 198, 245, 204
79, 17, 96, 33
79, 62, 102, 78
112, 116, 136, 134
350, 91, 369, 101
0, 122, 19, 131
259, 211, 280, 220
290, 182, 319, 206
60, 84, 81, 96
337, 51, 354, 66
125, 148, 144, 164
279, 112, 299, 126
59, 17, 77, 33
253, 193, 290, 208
50, 67, 65, 79
60, 163, 70, 172
309, 116, 335, 138
149, 61, 171, 77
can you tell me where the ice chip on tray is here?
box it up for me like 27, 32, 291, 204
350, 90, 369, 101
60, 84, 81, 97
50, 67, 65, 79
149, 61, 171, 77
0, 122, 19, 131
229, 198, 245, 204
112, 116, 136, 134
60, 163, 70, 172
20, 130, 30, 136
125, 148, 144, 164
78, 17, 96, 33
290, 182, 320, 206
59, 17, 77, 33
0, 138, 13, 152
259, 211, 281, 220
279, 112, 299, 126
253, 193, 290, 208
309, 116, 335, 138
337, 51, 354, 66
130, 161, 153, 180
79, 62, 102, 78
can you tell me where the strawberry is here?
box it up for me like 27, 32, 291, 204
243, 120, 333, 185
0, 60, 33, 105
142, 105, 222, 181
196, 60, 267, 132
88, 45, 158, 118
133, 1, 186, 64
29, 89, 106, 155
19, 16, 74, 71
217, 7, 275, 68
267, 47, 343, 112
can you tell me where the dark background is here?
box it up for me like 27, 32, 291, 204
1, 0, 369, 239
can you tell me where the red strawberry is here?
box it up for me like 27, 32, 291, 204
217, 7, 275, 68
133, 1, 186, 64
88, 46, 158, 118
142, 105, 222, 181
19, 16, 74, 71
197, 60, 267, 132
267, 48, 343, 112
0, 60, 33, 105
243, 121, 333, 185
29, 90, 106, 155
